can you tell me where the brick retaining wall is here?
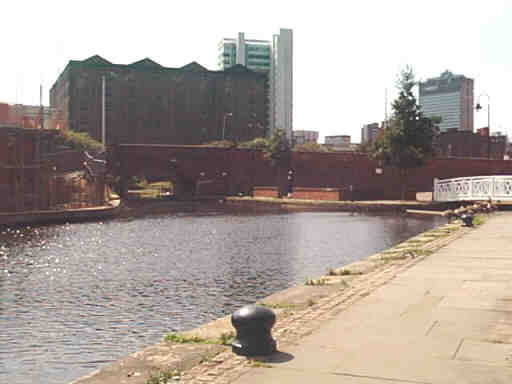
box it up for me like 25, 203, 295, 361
253, 186, 279, 198
291, 187, 342, 201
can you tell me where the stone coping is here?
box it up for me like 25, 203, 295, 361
227, 196, 439, 206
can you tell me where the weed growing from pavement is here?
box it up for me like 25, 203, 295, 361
259, 302, 298, 310
404, 239, 429, 244
402, 249, 434, 258
305, 277, 327, 286
146, 369, 181, 383
219, 331, 235, 346
248, 359, 274, 368
164, 333, 206, 344
473, 214, 485, 226
327, 267, 362, 276
163, 332, 234, 346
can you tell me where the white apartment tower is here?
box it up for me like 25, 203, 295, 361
219, 29, 293, 140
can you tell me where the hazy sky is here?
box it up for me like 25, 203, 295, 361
2, 0, 511, 142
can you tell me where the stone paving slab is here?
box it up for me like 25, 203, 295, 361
69, 214, 492, 384
223, 213, 512, 384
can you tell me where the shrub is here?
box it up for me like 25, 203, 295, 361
203, 140, 236, 148
238, 137, 269, 150
55, 130, 104, 153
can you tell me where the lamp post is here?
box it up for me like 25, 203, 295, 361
102, 75, 106, 146
222, 112, 232, 141
476, 93, 490, 159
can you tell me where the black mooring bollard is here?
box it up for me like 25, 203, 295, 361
461, 213, 474, 227
231, 305, 276, 356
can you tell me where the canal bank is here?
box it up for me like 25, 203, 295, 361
3, 208, 444, 384
0, 199, 121, 227
70, 213, 480, 384
225, 196, 448, 212
117, 196, 454, 218
222, 211, 512, 384
0, 195, 477, 228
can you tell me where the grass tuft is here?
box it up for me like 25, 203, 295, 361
163, 331, 234, 346
146, 369, 181, 384
305, 277, 327, 286
163, 333, 206, 344
248, 359, 274, 368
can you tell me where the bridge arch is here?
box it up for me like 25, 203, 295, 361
107, 144, 251, 200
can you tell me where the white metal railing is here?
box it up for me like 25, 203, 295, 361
434, 176, 512, 202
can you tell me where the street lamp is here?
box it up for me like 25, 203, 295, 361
102, 75, 106, 146
222, 112, 232, 141
476, 93, 490, 159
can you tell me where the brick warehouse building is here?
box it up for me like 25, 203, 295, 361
50, 55, 268, 145
437, 128, 507, 160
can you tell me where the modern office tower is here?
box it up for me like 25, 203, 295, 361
219, 29, 293, 140
361, 122, 381, 143
419, 70, 474, 132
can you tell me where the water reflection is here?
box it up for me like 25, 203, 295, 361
0, 211, 443, 384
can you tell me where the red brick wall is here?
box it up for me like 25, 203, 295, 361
45, 150, 85, 173
112, 145, 512, 201
0, 103, 9, 123
253, 187, 279, 198
291, 187, 342, 201
0, 126, 104, 212
438, 130, 505, 159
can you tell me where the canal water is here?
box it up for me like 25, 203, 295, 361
0, 209, 444, 384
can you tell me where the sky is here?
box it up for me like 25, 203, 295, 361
1, 0, 511, 143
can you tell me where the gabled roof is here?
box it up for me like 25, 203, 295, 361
180, 62, 208, 72
82, 55, 112, 65
130, 58, 162, 69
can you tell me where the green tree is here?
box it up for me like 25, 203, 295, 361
55, 130, 104, 153
203, 140, 236, 148
357, 140, 377, 154
237, 137, 269, 150
373, 66, 438, 199
263, 129, 291, 166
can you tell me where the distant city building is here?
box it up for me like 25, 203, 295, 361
50, 55, 267, 145
419, 70, 474, 132
219, 29, 293, 140
361, 122, 381, 143
325, 135, 351, 151
0, 102, 52, 129
293, 130, 319, 145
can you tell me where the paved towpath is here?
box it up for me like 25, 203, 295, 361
223, 212, 512, 384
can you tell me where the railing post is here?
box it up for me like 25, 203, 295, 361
433, 178, 438, 202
